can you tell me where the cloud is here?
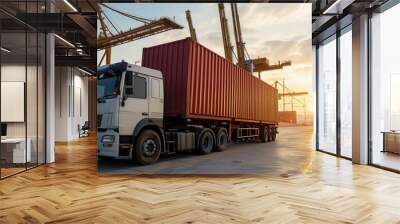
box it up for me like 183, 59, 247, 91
240, 4, 310, 27
254, 36, 311, 64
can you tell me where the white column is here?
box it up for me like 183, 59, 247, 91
352, 14, 369, 164
46, 33, 55, 163
45, 0, 55, 163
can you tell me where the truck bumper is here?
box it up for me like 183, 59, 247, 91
98, 130, 120, 158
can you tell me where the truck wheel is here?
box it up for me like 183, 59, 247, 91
262, 128, 270, 142
134, 129, 161, 165
260, 128, 267, 143
215, 128, 228, 152
196, 129, 214, 155
271, 128, 277, 141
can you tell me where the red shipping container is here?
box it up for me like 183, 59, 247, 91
142, 38, 278, 124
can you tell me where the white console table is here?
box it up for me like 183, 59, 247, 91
1, 138, 31, 163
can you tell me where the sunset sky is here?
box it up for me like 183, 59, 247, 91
98, 3, 313, 116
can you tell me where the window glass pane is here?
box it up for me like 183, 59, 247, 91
371, 4, 400, 171
37, 32, 45, 165
133, 76, 146, 99
340, 29, 352, 158
0, 0, 46, 178
125, 71, 133, 86
1, 31, 27, 177
27, 31, 38, 169
125, 87, 133, 95
317, 36, 337, 154
390, 75, 400, 130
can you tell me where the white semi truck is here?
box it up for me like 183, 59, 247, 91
97, 59, 278, 165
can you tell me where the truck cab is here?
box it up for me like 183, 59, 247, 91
97, 62, 165, 164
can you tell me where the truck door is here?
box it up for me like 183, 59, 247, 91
149, 77, 164, 119
119, 71, 149, 135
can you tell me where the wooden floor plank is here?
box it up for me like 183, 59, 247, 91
0, 129, 400, 223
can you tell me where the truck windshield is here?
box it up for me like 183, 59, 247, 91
97, 71, 123, 99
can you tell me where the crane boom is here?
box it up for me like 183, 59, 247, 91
254, 60, 292, 73
216, 3, 291, 76
230, 3, 246, 70
98, 18, 183, 50
185, 10, 197, 42
218, 3, 233, 63
97, 4, 183, 65
97, 4, 112, 64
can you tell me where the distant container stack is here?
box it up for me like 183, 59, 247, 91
142, 38, 278, 124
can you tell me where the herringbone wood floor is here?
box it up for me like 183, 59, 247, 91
1, 129, 400, 224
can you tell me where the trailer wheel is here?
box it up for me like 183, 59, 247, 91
134, 129, 161, 165
261, 128, 269, 143
263, 127, 271, 142
215, 128, 228, 152
196, 129, 215, 155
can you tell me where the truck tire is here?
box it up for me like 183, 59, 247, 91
134, 129, 161, 165
271, 128, 277, 141
196, 128, 215, 155
215, 128, 228, 152
264, 127, 271, 142
261, 128, 268, 143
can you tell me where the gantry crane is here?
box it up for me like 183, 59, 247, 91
185, 10, 197, 42
218, 3, 234, 63
274, 80, 308, 112
230, 3, 247, 69
97, 3, 183, 65
218, 3, 292, 77
253, 57, 292, 78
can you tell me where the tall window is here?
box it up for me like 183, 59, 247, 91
317, 36, 337, 154
339, 27, 352, 158
371, 3, 400, 171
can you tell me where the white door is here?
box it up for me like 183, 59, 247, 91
149, 78, 164, 119
119, 72, 149, 135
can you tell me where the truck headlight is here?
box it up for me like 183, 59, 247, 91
101, 135, 115, 143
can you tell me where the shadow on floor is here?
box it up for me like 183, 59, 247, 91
98, 126, 315, 176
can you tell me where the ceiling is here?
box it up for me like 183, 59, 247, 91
309, 0, 391, 43
0, 0, 98, 73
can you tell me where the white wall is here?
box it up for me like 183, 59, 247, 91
55, 67, 89, 141
55, 67, 69, 141
1, 64, 38, 138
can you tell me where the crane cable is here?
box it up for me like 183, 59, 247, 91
100, 3, 153, 24
102, 9, 121, 35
